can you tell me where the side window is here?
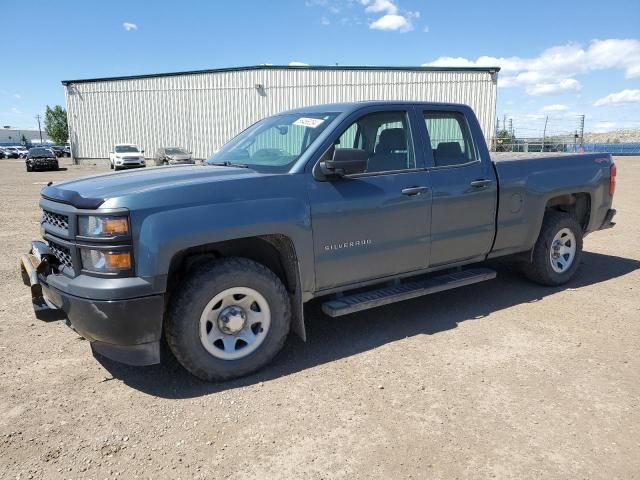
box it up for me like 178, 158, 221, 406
424, 112, 476, 167
335, 122, 363, 149
334, 111, 415, 173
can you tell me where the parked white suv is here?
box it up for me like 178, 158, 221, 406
109, 144, 146, 171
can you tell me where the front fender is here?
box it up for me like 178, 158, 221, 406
133, 197, 314, 293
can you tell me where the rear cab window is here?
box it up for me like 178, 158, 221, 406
424, 111, 476, 167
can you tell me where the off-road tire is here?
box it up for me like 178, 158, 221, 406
522, 211, 583, 286
165, 257, 291, 381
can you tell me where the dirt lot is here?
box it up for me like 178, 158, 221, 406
1, 157, 639, 479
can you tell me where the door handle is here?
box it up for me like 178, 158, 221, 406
401, 186, 430, 196
470, 179, 493, 189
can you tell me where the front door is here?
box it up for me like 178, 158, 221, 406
308, 108, 432, 291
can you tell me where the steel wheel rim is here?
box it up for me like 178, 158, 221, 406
199, 287, 271, 360
549, 227, 576, 273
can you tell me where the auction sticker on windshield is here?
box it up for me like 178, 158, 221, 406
293, 117, 325, 128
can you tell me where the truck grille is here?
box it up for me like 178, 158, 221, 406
48, 241, 73, 269
42, 210, 69, 232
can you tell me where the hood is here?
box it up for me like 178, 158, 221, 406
41, 165, 263, 209
115, 152, 143, 158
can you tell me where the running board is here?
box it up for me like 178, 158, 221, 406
321, 268, 496, 317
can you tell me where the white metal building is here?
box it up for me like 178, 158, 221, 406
0, 127, 51, 146
62, 65, 499, 162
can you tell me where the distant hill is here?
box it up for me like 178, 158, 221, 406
583, 129, 640, 143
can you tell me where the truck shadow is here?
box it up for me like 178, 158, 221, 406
96, 251, 640, 398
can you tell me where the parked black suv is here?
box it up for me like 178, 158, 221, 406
26, 147, 59, 171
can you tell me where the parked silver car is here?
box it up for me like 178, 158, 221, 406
154, 147, 194, 166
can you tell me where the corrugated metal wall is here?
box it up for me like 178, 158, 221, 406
64, 68, 497, 160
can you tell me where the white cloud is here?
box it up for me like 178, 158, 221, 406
122, 22, 138, 31
370, 14, 412, 32
541, 104, 569, 112
422, 25, 429, 33
13, 94, 21, 99
11, 107, 21, 114
289, 61, 309, 66
593, 88, 640, 106
362, 0, 398, 14
308, 0, 421, 32
527, 79, 582, 96
425, 38, 640, 95
593, 121, 617, 132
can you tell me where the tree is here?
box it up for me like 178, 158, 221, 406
44, 105, 69, 145
20, 134, 28, 146
494, 128, 515, 152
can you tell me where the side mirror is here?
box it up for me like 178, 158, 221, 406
320, 148, 368, 178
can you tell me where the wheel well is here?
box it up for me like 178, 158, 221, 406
545, 193, 591, 230
166, 234, 299, 301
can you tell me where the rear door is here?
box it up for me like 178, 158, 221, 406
418, 107, 497, 266
308, 106, 432, 291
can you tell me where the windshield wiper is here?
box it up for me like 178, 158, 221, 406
208, 161, 250, 168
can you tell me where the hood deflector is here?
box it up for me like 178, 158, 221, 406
41, 185, 105, 209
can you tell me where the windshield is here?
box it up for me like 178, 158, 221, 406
206, 112, 339, 172
166, 148, 188, 155
115, 145, 139, 153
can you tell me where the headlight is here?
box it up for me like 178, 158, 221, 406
81, 249, 132, 273
78, 215, 129, 238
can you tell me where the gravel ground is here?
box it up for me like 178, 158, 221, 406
1, 156, 639, 479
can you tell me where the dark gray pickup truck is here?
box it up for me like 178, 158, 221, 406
20, 101, 617, 381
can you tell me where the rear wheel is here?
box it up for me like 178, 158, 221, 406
166, 257, 291, 381
522, 211, 583, 286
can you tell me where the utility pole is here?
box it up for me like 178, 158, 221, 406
508, 118, 514, 151
541, 115, 549, 152
578, 115, 585, 148
35, 114, 43, 144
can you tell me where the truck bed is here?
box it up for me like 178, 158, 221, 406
488, 151, 614, 259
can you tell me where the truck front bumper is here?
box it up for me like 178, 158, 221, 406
20, 249, 164, 366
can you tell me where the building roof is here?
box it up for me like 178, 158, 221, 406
61, 64, 501, 85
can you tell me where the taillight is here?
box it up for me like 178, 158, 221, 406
610, 163, 617, 196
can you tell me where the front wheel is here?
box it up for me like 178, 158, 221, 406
166, 257, 291, 381
522, 211, 583, 286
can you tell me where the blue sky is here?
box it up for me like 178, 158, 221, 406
2, 0, 639, 136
